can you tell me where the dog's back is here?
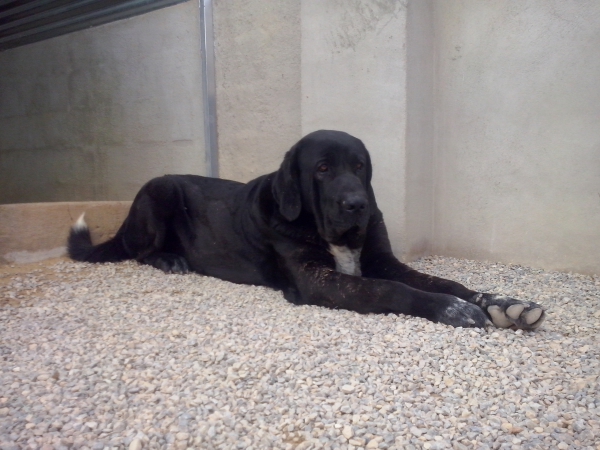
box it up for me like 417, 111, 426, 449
68, 174, 246, 263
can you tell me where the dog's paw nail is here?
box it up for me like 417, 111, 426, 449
488, 305, 512, 328
506, 304, 525, 319
525, 308, 543, 325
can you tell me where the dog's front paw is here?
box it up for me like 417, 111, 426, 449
471, 293, 545, 331
435, 296, 492, 329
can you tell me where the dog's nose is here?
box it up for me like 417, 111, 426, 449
341, 195, 367, 213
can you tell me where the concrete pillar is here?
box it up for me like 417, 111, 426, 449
405, 0, 434, 260
301, 0, 409, 257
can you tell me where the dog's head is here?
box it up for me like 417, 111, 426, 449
272, 130, 374, 246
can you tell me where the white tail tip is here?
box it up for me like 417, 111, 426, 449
73, 213, 88, 231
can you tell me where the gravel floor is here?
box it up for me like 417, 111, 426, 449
0, 256, 599, 450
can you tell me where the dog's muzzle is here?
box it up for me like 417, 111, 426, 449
340, 193, 368, 214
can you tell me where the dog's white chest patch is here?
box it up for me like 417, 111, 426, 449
329, 245, 362, 276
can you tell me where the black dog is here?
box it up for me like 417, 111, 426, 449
68, 130, 545, 330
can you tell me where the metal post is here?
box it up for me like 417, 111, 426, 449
199, 0, 218, 177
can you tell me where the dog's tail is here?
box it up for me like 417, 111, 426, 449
67, 213, 130, 263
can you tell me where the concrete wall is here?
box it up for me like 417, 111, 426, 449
432, 0, 600, 274
0, 0, 206, 204
213, 0, 301, 182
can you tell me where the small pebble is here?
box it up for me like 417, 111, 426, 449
342, 425, 354, 440
128, 439, 142, 450
366, 439, 379, 449
410, 427, 423, 437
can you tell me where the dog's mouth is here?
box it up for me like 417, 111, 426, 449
323, 223, 366, 247
329, 209, 369, 230
316, 193, 369, 246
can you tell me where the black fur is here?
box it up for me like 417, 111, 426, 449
68, 130, 545, 329
68, 226, 129, 262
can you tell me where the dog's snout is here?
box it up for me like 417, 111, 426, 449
341, 195, 367, 213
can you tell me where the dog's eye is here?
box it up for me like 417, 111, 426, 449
356, 163, 364, 170
317, 164, 329, 173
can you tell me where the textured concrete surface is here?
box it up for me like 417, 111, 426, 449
432, 1, 600, 274
0, 202, 131, 265
213, 0, 301, 182
0, 0, 206, 204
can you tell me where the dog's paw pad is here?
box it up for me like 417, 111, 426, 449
525, 307, 543, 325
482, 294, 546, 331
506, 303, 525, 319
487, 305, 513, 328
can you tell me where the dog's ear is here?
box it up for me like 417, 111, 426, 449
364, 146, 377, 210
272, 143, 302, 221
364, 145, 373, 185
